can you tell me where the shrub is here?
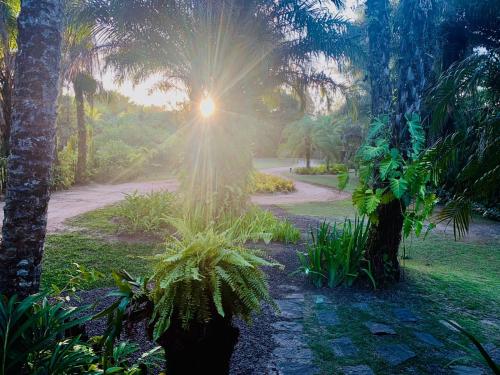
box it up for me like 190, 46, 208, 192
293, 163, 347, 175
221, 206, 301, 244
116, 190, 180, 233
297, 216, 374, 288
0, 292, 163, 374
150, 227, 279, 338
248, 172, 295, 193
51, 137, 77, 190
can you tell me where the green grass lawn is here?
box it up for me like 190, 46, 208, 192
253, 158, 297, 170
41, 234, 161, 291
279, 199, 357, 222
284, 171, 359, 193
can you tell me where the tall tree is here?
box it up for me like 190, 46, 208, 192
60, 7, 99, 184
0, 0, 63, 297
363, 0, 400, 284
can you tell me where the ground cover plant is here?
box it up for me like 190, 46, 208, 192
294, 163, 347, 175
248, 171, 295, 194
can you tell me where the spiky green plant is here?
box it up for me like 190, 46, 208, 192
297, 216, 374, 289
149, 226, 280, 340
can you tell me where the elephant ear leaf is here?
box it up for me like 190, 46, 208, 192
390, 177, 408, 199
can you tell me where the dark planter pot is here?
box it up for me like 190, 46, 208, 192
157, 315, 239, 374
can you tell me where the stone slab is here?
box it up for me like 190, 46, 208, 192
316, 309, 340, 326
271, 321, 304, 333
331, 337, 358, 357
341, 365, 375, 375
393, 307, 419, 322
414, 331, 443, 347
364, 321, 396, 335
276, 299, 304, 320
376, 344, 416, 366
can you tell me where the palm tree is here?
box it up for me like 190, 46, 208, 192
84, 0, 355, 219
60, 6, 99, 184
0, 0, 64, 298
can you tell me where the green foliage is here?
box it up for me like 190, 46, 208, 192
172, 205, 301, 245
52, 136, 77, 190
293, 163, 347, 175
150, 226, 279, 339
349, 115, 438, 237
248, 172, 295, 194
0, 292, 163, 375
429, 49, 500, 236
444, 320, 500, 373
0, 293, 93, 374
297, 217, 374, 289
116, 191, 180, 234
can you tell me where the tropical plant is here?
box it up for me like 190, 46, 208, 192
0, 293, 93, 374
429, 48, 500, 237
0, 0, 64, 297
342, 115, 440, 283
83, 0, 355, 223
116, 191, 180, 234
0, 291, 164, 375
297, 216, 373, 289
150, 227, 279, 337
248, 172, 295, 194
61, 2, 101, 184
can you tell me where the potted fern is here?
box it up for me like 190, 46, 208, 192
134, 227, 278, 374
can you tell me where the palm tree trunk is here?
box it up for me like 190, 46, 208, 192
305, 136, 311, 168
366, 0, 392, 117
365, 0, 401, 285
74, 81, 87, 184
0, 0, 63, 298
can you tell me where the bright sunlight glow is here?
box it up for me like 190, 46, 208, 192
200, 96, 216, 118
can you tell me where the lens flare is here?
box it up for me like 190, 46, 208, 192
200, 96, 215, 118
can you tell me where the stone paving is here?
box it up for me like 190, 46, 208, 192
267, 286, 493, 375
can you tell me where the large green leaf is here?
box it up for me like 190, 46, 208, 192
389, 177, 408, 199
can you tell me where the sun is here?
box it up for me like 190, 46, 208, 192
200, 96, 215, 118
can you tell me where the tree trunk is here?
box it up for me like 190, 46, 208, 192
305, 136, 311, 168
366, 0, 392, 118
0, 0, 63, 298
365, 0, 403, 285
74, 81, 87, 184
365, 199, 403, 284
395, 0, 435, 151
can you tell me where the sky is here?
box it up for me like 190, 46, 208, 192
101, 0, 361, 109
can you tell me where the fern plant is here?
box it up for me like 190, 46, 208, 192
149, 226, 280, 340
345, 114, 439, 238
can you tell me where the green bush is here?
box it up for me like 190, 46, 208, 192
293, 163, 347, 175
248, 172, 295, 193
51, 137, 77, 190
115, 191, 180, 233
0, 292, 163, 374
221, 206, 301, 244
297, 216, 374, 288
150, 226, 279, 338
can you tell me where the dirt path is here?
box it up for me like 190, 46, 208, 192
0, 180, 179, 232
0, 167, 346, 232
